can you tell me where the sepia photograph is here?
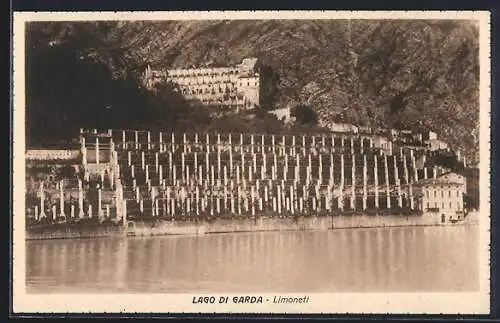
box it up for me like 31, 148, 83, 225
12, 11, 491, 314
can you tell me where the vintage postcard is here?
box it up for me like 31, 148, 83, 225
12, 11, 491, 314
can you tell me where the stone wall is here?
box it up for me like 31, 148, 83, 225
26, 149, 80, 161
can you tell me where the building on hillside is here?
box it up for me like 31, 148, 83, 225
142, 58, 261, 111
412, 130, 438, 143
425, 139, 449, 151
322, 122, 359, 134
372, 135, 393, 155
268, 107, 296, 124
413, 172, 467, 223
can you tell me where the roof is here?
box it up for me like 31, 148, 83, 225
413, 172, 465, 186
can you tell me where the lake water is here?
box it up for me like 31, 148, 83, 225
26, 225, 479, 293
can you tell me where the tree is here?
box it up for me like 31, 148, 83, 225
291, 104, 318, 125
257, 63, 280, 111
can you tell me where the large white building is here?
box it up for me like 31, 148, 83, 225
142, 58, 261, 111
414, 172, 467, 223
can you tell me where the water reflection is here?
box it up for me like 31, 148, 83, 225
26, 226, 479, 293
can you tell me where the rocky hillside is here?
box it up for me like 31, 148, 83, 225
26, 20, 480, 164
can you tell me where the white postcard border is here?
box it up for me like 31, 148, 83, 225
12, 10, 491, 314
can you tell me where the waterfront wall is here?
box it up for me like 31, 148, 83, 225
26, 214, 455, 240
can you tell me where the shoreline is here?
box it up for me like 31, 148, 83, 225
26, 213, 478, 241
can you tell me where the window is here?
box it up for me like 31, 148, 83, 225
449, 202, 452, 209
448, 190, 451, 197
457, 190, 460, 197
427, 202, 429, 209
441, 190, 444, 197
442, 202, 444, 209
434, 190, 437, 198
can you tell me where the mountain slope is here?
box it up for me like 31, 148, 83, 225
26, 20, 480, 164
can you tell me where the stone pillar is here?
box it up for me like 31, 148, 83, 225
424, 167, 428, 180
159, 132, 163, 152
70, 205, 75, 218
122, 130, 126, 149
272, 135, 276, 154
97, 186, 103, 217
329, 154, 334, 185
230, 192, 235, 214
277, 185, 282, 214
39, 182, 46, 219
88, 204, 92, 219
251, 186, 256, 216
158, 164, 163, 183
147, 131, 151, 150
135, 130, 139, 150
51, 205, 57, 221
195, 187, 200, 216
122, 200, 127, 225
363, 154, 367, 210
172, 133, 176, 152
318, 154, 323, 183
130, 164, 135, 179
340, 154, 345, 189
59, 180, 65, 218
205, 151, 210, 179
237, 186, 242, 215
384, 155, 390, 209
351, 154, 355, 210
81, 136, 87, 165
217, 151, 221, 181
374, 155, 379, 209
77, 179, 83, 218
229, 149, 234, 176
411, 150, 418, 182
181, 152, 185, 181
409, 184, 414, 210
95, 137, 100, 164
403, 155, 409, 184
140, 151, 145, 170
223, 165, 228, 186
273, 154, 278, 179
253, 153, 257, 174
394, 155, 402, 208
